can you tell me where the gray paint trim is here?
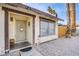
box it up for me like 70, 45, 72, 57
4, 10, 9, 53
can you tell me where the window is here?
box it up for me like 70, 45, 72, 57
40, 21, 48, 36
40, 18, 55, 37
48, 22, 55, 35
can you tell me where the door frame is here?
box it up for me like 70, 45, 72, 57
2, 7, 36, 53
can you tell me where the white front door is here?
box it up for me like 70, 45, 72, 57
16, 20, 26, 43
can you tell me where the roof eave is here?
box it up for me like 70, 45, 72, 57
5, 3, 63, 21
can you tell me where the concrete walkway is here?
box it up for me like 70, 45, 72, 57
3, 36, 79, 56
35, 36, 79, 56
3, 47, 42, 56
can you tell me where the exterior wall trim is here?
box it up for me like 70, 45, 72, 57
2, 7, 36, 17
39, 17, 57, 22
4, 10, 9, 53
33, 17, 35, 44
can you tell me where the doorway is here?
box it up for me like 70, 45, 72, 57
16, 20, 26, 43
9, 13, 33, 50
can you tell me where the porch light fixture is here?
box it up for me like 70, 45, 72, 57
28, 22, 30, 26
10, 17, 13, 22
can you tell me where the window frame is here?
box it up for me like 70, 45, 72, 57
39, 17, 56, 37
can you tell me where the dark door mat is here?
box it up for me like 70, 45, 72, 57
20, 47, 32, 52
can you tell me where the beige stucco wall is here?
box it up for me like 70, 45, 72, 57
26, 17, 33, 44
76, 27, 79, 35
76, 27, 79, 29
35, 15, 40, 44
0, 7, 5, 55
9, 13, 16, 41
